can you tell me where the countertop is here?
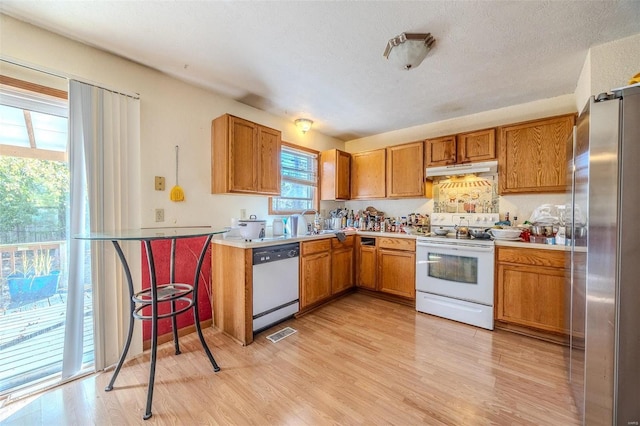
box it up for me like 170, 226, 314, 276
211, 230, 415, 249
212, 230, 584, 251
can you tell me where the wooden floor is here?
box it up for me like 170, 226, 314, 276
0, 293, 579, 425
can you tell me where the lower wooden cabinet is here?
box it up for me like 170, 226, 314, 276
356, 237, 377, 290
331, 237, 354, 294
378, 237, 416, 299
378, 249, 415, 299
495, 246, 568, 336
300, 236, 355, 311
356, 236, 416, 300
300, 250, 331, 308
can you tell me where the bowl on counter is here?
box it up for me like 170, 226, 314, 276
489, 227, 522, 240
433, 227, 449, 236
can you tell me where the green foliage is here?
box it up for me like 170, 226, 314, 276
0, 156, 68, 232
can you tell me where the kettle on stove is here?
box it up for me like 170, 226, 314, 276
455, 219, 470, 239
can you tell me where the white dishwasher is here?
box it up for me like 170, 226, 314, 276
252, 242, 300, 333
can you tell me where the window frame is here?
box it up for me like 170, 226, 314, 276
268, 141, 320, 215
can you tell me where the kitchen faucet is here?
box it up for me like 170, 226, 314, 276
300, 210, 321, 234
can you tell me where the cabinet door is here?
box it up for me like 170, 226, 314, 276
351, 149, 386, 199
320, 149, 351, 200
499, 114, 574, 194
425, 135, 456, 167
332, 247, 354, 294
300, 251, 332, 309
386, 141, 424, 198
228, 116, 258, 193
496, 263, 568, 334
256, 126, 281, 195
357, 245, 377, 290
378, 249, 415, 299
457, 128, 496, 163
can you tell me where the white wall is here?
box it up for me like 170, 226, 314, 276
0, 14, 344, 232
590, 33, 640, 97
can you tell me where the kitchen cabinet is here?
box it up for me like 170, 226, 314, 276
300, 239, 332, 309
498, 114, 574, 194
211, 244, 254, 345
211, 114, 281, 195
356, 237, 377, 290
350, 149, 386, 199
377, 237, 416, 299
300, 236, 355, 310
320, 149, 351, 200
457, 128, 496, 163
386, 141, 424, 198
425, 128, 496, 167
331, 236, 355, 294
355, 236, 415, 301
495, 246, 568, 336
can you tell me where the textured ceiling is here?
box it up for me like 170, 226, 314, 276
2, 1, 640, 141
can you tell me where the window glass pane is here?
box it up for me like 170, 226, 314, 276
0, 105, 30, 147
272, 146, 318, 213
30, 112, 67, 152
281, 180, 314, 200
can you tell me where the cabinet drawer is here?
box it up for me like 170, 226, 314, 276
497, 247, 567, 268
378, 237, 415, 251
301, 239, 331, 255
331, 235, 354, 249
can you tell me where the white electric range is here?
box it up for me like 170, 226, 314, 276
415, 213, 499, 330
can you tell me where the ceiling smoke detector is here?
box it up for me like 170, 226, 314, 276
383, 32, 435, 70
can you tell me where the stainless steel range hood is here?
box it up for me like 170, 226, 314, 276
426, 160, 498, 178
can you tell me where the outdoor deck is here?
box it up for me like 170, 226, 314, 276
0, 293, 94, 393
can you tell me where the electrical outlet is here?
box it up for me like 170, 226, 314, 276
155, 208, 164, 222
155, 176, 165, 191
240, 209, 247, 219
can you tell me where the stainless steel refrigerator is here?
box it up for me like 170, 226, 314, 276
568, 83, 640, 425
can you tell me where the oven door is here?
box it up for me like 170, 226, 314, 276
416, 240, 494, 306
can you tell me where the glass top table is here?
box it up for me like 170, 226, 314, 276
75, 226, 228, 241
75, 226, 227, 419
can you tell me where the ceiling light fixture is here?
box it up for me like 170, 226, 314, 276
295, 118, 313, 134
383, 32, 435, 70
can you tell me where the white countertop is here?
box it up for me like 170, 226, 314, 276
494, 239, 587, 252
212, 229, 586, 252
212, 230, 417, 249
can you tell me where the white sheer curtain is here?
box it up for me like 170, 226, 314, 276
65, 80, 141, 377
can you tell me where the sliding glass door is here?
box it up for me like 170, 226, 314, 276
0, 79, 94, 396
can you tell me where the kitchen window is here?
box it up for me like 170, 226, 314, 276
269, 143, 318, 214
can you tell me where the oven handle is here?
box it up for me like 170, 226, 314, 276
416, 242, 494, 253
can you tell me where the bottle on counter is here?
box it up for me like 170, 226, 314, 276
347, 210, 354, 227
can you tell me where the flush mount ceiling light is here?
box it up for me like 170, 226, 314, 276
295, 118, 313, 134
383, 32, 435, 70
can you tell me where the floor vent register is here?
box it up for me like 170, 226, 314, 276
266, 327, 297, 343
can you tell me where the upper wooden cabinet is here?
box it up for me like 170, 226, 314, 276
457, 128, 496, 163
386, 141, 424, 198
211, 114, 281, 195
425, 135, 456, 166
320, 149, 351, 200
498, 114, 574, 194
425, 128, 496, 167
351, 149, 386, 199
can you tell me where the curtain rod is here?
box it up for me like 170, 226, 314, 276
1, 56, 140, 100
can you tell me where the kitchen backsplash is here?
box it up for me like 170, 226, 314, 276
432, 174, 499, 214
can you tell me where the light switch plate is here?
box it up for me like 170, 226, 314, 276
155, 176, 165, 191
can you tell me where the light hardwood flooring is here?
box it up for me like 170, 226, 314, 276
1, 293, 579, 425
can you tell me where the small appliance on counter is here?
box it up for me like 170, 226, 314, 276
237, 215, 266, 241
